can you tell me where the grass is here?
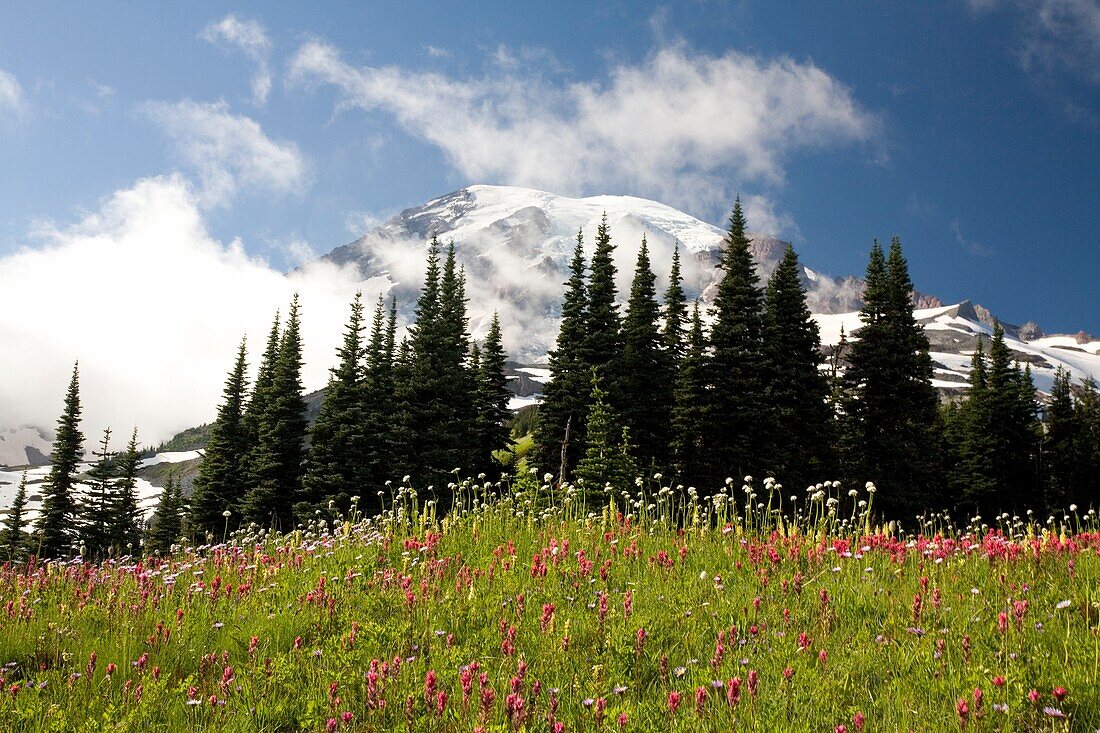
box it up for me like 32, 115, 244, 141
1, 475, 1097, 732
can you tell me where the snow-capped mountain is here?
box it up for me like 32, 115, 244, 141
322, 185, 925, 361
320, 183, 1100, 395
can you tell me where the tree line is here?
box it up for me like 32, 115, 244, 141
15, 239, 511, 558
8, 201, 1099, 561
531, 198, 1098, 518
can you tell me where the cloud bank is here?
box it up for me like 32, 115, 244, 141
201, 14, 274, 106
141, 100, 309, 207
288, 41, 879, 223
0, 175, 374, 450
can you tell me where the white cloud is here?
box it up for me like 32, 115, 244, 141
970, 0, 1100, 84
0, 175, 376, 450
201, 14, 273, 106
287, 41, 879, 220
141, 99, 309, 207
0, 69, 28, 119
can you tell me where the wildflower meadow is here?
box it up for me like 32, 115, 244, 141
1, 475, 1097, 731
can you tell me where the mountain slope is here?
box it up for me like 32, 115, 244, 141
322, 185, 919, 361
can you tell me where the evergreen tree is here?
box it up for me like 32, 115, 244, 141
111, 428, 143, 556
706, 197, 767, 488
1, 472, 29, 561
80, 427, 117, 560
243, 295, 309, 529
440, 246, 478, 474
147, 475, 182, 555
240, 313, 280, 495
950, 339, 998, 511
576, 373, 637, 494
190, 338, 250, 536
534, 231, 591, 479
398, 239, 474, 487
1043, 367, 1079, 511
983, 323, 1041, 512
662, 243, 688, 363
671, 303, 711, 487
301, 293, 370, 515
36, 363, 85, 558
762, 245, 833, 488
1074, 379, 1100, 508
842, 239, 942, 517
361, 295, 399, 501
619, 235, 673, 470
583, 214, 623, 385
474, 313, 511, 477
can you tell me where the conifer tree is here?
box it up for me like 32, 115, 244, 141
576, 373, 637, 494
111, 428, 143, 556
951, 339, 998, 510
475, 313, 511, 477
534, 231, 591, 478
983, 323, 1041, 512
762, 245, 833, 488
706, 197, 767, 488
302, 292, 370, 514
147, 475, 182, 555
1043, 367, 1079, 511
362, 295, 398, 501
671, 303, 710, 487
1074, 379, 1100, 507
243, 295, 308, 529
190, 338, 250, 535
1, 472, 29, 561
80, 427, 117, 560
662, 243, 688, 364
583, 214, 623, 386
36, 363, 85, 558
842, 239, 942, 517
398, 239, 471, 486
240, 313, 280, 494
619, 235, 673, 470
440, 246, 478, 474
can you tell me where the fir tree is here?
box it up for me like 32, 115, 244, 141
671, 303, 711, 487
619, 235, 673, 470
1043, 367, 1079, 511
1074, 379, 1100, 508
361, 295, 398, 501
36, 363, 85, 558
474, 313, 511, 477
762, 245, 833, 488
706, 197, 767, 488
301, 293, 370, 515
1, 472, 29, 561
80, 427, 117, 560
398, 239, 474, 487
662, 243, 688, 364
983, 323, 1041, 512
190, 338, 250, 536
842, 239, 943, 517
440, 246, 478, 474
583, 214, 623, 386
950, 339, 998, 510
147, 475, 182, 555
240, 313, 280, 496
111, 428, 143, 556
534, 230, 591, 479
243, 295, 309, 529
576, 372, 637, 494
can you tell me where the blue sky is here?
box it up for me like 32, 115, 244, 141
0, 0, 1097, 337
